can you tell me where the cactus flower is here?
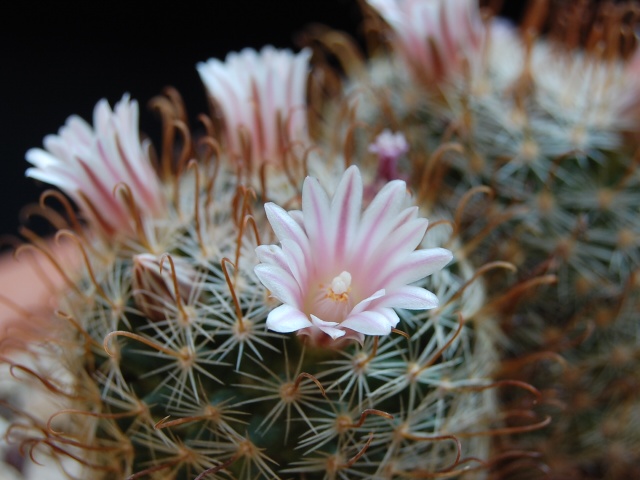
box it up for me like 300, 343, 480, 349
368, 129, 409, 182
255, 165, 452, 344
197, 46, 311, 169
367, 0, 484, 84
25, 95, 165, 237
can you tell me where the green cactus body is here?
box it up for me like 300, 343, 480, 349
3, 1, 639, 479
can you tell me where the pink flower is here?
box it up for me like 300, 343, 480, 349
25, 95, 165, 237
254, 165, 452, 344
197, 46, 311, 170
367, 0, 485, 83
368, 129, 409, 182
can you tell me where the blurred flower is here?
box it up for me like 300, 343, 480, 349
25, 95, 165, 238
367, 0, 484, 84
368, 129, 409, 182
255, 165, 452, 344
197, 46, 311, 171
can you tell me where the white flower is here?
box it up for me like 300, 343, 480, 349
254, 165, 452, 344
367, 0, 484, 84
197, 46, 311, 170
25, 95, 165, 237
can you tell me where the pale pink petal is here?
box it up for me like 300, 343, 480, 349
287, 51, 312, 140
378, 247, 453, 288
264, 203, 310, 254
360, 179, 407, 226
319, 326, 347, 339
310, 315, 339, 328
255, 245, 289, 271
376, 285, 439, 310
340, 310, 397, 336
280, 238, 310, 288
302, 176, 331, 255
310, 315, 346, 339
367, 0, 484, 83
254, 264, 302, 307
267, 305, 313, 332
288, 210, 305, 229
358, 204, 426, 257
64, 116, 93, 145
355, 180, 407, 258
372, 217, 428, 260
329, 165, 362, 261
359, 216, 428, 282
350, 289, 386, 316
377, 307, 401, 328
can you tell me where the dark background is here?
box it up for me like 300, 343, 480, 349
0, 1, 525, 240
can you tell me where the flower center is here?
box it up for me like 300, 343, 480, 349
327, 271, 351, 300
306, 271, 354, 324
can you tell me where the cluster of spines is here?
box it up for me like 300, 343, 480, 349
351, 0, 640, 477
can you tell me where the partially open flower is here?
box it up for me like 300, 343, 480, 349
367, 0, 485, 85
25, 95, 166, 238
368, 129, 409, 182
254, 165, 452, 345
197, 46, 311, 172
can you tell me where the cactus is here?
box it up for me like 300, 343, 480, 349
352, 0, 640, 477
2, 1, 640, 479
1, 35, 540, 480
0, 85, 540, 478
